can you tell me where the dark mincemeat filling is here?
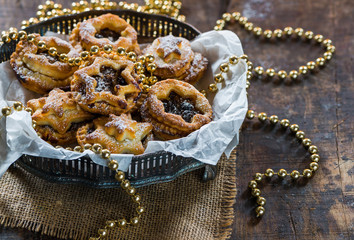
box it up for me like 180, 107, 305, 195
92, 66, 127, 92
162, 91, 200, 123
38, 51, 59, 64
95, 28, 121, 42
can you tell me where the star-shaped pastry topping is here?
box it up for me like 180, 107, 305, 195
27, 88, 94, 134
156, 35, 183, 62
104, 114, 137, 141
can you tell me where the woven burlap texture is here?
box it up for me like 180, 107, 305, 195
0, 152, 236, 240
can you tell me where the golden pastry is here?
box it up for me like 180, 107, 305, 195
69, 13, 140, 53
141, 79, 212, 140
10, 34, 79, 94
143, 35, 208, 84
27, 88, 94, 145
71, 57, 141, 115
77, 114, 153, 155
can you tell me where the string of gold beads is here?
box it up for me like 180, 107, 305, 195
214, 12, 335, 82
0, 103, 145, 239
245, 109, 320, 217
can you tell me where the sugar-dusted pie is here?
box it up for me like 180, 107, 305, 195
69, 13, 140, 54
27, 88, 94, 145
77, 114, 153, 155
143, 35, 208, 84
141, 79, 212, 140
10, 34, 79, 94
71, 57, 141, 115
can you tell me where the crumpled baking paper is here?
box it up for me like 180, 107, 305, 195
0, 30, 247, 177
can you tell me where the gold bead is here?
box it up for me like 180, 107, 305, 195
254, 66, 264, 75
147, 63, 157, 72
290, 170, 300, 179
251, 188, 261, 197
263, 30, 272, 39
1, 107, 12, 116
245, 22, 254, 31
269, 115, 279, 124
302, 138, 312, 147
121, 179, 130, 189
309, 145, 318, 154
127, 186, 136, 195
304, 31, 314, 40
130, 216, 139, 225
37, 40, 46, 50
108, 160, 119, 171
253, 27, 262, 36
284, 27, 293, 36
247, 61, 253, 71
310, 162, 319, 171
324, 52, 332, 61
115, 171, 125, 181
265, 168, 274, 177
322, 39, 332, 47
92, 143, 102, 153
103, 44, 113, 53
149, 76, 158, 85
255, 206, 265, 217
90, 45, 100, 55
132, 194, 141, 203
246, 80, 250, 89
274, 29, 283, 38
258, 112, 267, 122
254, 173, 263, 182
316, 57, 325, 67
18, 31, 27, 40
117, 47, 126, 56
238, 16, 248, 25
232, 12, 241, 20
214, 26, 221, 31
25, 107, 33, 115
134, 62, 143, 71
208, 83, 218, 92
27, 34, 36, 42
327, 45, 336, 53
137, 205, 145, 214
65, 147, 72, 151
13, 101, 23, 111
310, 154, 320, 162
314, 34, 324, 43
48, 47, 57, 56
222, 13, 232, 21
220, 63, 229, 73
295, 130, 305, 139
307, 61, 316, 70
248, 180, 257, 189
240, 54, 248, 61
216, 19, 225, 27
74, 57, 82, 66
257, 197, 266, 206
84, 143, 92, 150
280, 119, 290, 128
277, 169, 287, 178
1, 33, 10, 43
289, 70, 298, 80
9, 30, 18, 40
80, 51, 90, 60
106, 220, 116, 228
73, 146, 82, 152
38, 4, 46, 11
303, 169, 313, 178
246, 110, 255, 119
67, 58, 75, 66
142, 85, 151, 92
266, 68, 275, 77
59, 53, 68, 62
145, 54, 155, 63
214, 73, 224, 83
138, 55, 146, 64
200, 90, 207, 97
118, 218, 127, 227
299, 66, 308, 75
290, 124, 299, 133
294, 28, 304, 37
277, 70, 287, 79
127, 52, 137, 62
246, 72, 252, 81
32, 120, 37, 129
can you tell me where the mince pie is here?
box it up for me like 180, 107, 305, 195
10, 34, 79, 94
27, 88, 94, 145
141, 79, 212, 140
77, 114, 153, 155
71, 57, 141, 115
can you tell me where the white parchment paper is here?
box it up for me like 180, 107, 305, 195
0, 30, 247, 177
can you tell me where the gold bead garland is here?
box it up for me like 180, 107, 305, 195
0, 102, 145, 239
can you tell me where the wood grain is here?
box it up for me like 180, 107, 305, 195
0, 0, 353, 239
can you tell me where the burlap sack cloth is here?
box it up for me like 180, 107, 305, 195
0, 151, 236, 240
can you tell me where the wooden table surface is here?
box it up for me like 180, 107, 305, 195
0, 0, 353, 239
